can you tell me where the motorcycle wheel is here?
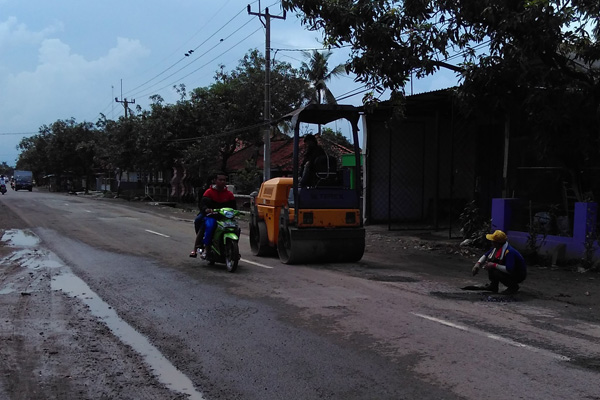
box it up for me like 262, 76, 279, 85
225, 239, 239, 273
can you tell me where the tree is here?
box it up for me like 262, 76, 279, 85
188, 49, 311, 173
18, 119, 98, 191
95, 114, 142, 195
17, 131, 51, 183
12, 50, 314, 198
283, 0, 600, 170
319, 127, 353, 166
321, 127, 352, 149
300, 50, 346, 105
283, 1, 599, 92
0, 162, 13, 177
300, 49, 346, 136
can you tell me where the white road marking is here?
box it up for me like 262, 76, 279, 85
411, 312, 571, 361
145, 229, 170, 238
53, 272, 205, 400
2, 230, 205, 400
241, 258, 274, 269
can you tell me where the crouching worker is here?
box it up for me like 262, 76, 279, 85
472, 230, 527, 294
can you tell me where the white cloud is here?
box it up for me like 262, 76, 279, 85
0, 16, 62, 48
1, 36, 150, 132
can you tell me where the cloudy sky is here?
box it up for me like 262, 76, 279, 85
0, 0, 458, 165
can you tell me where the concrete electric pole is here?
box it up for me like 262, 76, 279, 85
115, 79, 135, 118
247, 3, 286, 181
115, 97, 135, 118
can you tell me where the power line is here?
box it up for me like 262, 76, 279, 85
128, 18, 258, 99
337, 87, 372, 101
171, 120, 270, 144
96, 98, 118, 121
0, 131, 38, 136
125, 0, 238, 85
134, 26, 263, 100
271, 45, 351, 52
124, 5, 253, 98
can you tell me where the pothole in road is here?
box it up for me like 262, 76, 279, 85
570, 357, 600, 372
430, 291, 520, 302
366, 275, 419, 282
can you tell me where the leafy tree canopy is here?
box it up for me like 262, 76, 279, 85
319, 127, 354, 165
18, 118, 98, 189
283, 0, 600, 168
0, 162, 12, 177
16, 49, 312, 192
321, 127, 352, 149
283, 0, 600, 95
300, 50, 346, 104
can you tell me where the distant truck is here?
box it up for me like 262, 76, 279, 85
13, 170, 33, 191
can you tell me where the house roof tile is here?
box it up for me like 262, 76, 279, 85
226, 135, 353, 173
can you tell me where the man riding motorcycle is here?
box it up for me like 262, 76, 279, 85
0, 175, 7, 194
190, 172, 236, 259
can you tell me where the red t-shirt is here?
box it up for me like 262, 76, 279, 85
203, 187, 235, 203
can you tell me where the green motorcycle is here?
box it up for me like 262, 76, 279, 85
202, 208, 241, 272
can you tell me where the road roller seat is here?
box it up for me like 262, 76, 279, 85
300, 153, 339, 188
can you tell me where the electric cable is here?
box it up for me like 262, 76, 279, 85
123, 4, 255, 98
134, 26, 263, 100
128, 17, 257, 99
0, 131, 38, 136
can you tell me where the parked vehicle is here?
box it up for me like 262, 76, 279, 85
249, 104, 365, 264
13, 170, 33, 191
199, 208, 241, 272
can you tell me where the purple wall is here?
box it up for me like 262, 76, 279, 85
491, 199, 598, 260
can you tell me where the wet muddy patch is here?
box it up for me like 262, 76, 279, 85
1, 229, 205, 400
1, 228, 40, 247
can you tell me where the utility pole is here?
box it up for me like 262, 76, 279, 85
111, 85, 115, 119
115, 97, 135, 118
115, 79, 135, 118
248, 2, 286, 181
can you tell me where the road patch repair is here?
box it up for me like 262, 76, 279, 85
431, 290, 519, 303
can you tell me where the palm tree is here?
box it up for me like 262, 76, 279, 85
300, 50, 346, 106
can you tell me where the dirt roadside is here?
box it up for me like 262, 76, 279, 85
364, 226, 599, 318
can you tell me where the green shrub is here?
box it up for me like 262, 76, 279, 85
459, 201, 491, 249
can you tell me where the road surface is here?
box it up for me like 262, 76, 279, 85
0, 190, 598, 399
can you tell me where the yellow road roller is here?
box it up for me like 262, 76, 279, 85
249, 104, 365, 264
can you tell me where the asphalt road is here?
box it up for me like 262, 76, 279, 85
1, 189, 599, 399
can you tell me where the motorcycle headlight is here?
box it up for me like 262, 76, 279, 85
224, 210, 235, 219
